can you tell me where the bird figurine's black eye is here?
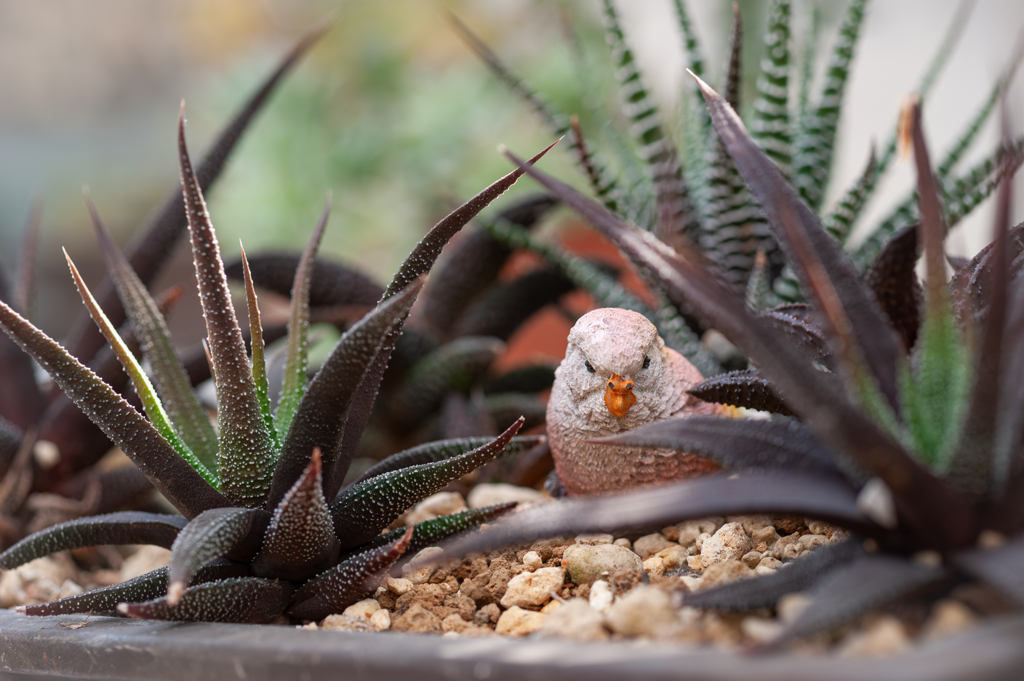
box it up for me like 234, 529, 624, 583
642, 355, 651, 369
585, 360, 596, 374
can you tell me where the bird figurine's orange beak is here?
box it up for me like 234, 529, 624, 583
604, 374, 636, 418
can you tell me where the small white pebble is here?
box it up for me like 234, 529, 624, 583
613, 538, 632, 549
588, 579, 613, 613
342, 598, 380, 620
403, 546, 444, 584
522, 551, 543, 570
370, 609, 391, 631
642, 556, 666, 577
386, 577, 413, 595
574, 533, 614, 545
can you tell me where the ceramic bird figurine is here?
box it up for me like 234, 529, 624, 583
546, 308, 721, 496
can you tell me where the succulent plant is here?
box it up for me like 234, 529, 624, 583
454, 0, 1023, 368
224, 192, 565, 460
444, 67, 1024, 647
0, 77, 561, 621
0, 27, 328, 552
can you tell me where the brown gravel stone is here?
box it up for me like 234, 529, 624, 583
391, 604, 442, 633
771, 515, 807, 535
740, 551, 763, 569
475, 602, 501, 625
750, 526, 780, 552
633, 533, 671, 558
496, 606, 546, 636
773, 533, 804, 561
700, 523, 752, 568
699, 560, 754, 590
540, 599, 609, 641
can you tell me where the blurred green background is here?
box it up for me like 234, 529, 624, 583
0, 0, 1021, 348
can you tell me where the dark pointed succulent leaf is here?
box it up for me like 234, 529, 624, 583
949, 221, 1024, 327
167, 507, 268, 605
687, 370, 794, 416
991, 276, 1024, 525
324, 333, 397, 499
864, 225, 921, 353
349, 435, 544, 489
0, 416, 22, 480
65, 250, 216, 486
267, 280, 423, 510
947, 152, 1013, 496
239, 246, 277, 442
452, 268, 575, 341
0, 299, 231, 517
0, 512, 186, 570
351, 502, 518, 560
0, 228, 44, 432
775, 147, 879, 303
19, 562, 251, 617
119, 577, 294, 623
769, 554, 949, 648
447, 472, 875, 557
65, 24, 327, 367
253, 449, 339, 582
421, 193, 559, 335
483, 365, 556, 395
694, 72, 904, 414
759, 307, 833, 367
484, 393, 547, 433
331, 418, 524, 550
953, 537, 1024, 605
288, 526, 413, 621
593, 416, 845, 479
386, 337, 504, 433
38, 286, 183, 479
275, 199, 330, 439
902, 99, 971, 470
501, 148, 976, 549
12, 196, 41, 319
320, 142, 558, 497
384, 141, 559, 300
0, 432, 33, 516
88, 195, 220, 475
684, 539, 864, 611
179, 105, 278, 507
224, 254, 383, 308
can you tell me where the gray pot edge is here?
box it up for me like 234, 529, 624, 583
0, 607, 1021, 681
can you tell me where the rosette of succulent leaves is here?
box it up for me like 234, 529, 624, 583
0, 71, 563, 623
0, 29, 341, 553
447, 70, 1024, 649
452, 0, 1023, 379
221, 191, 569, 483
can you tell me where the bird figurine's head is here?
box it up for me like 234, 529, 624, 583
559, 308, 666, 424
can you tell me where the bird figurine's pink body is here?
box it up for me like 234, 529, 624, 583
546, 308, 721, 496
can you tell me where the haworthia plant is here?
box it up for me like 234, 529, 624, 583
0, 89, 556, 622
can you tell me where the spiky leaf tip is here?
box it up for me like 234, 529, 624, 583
288, 525, 413, 621
275, 197, 331, 439
330, 417, 524, 550
179, 102, 278, 508
119, 577, 294, 623
252, 448, 339, 582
